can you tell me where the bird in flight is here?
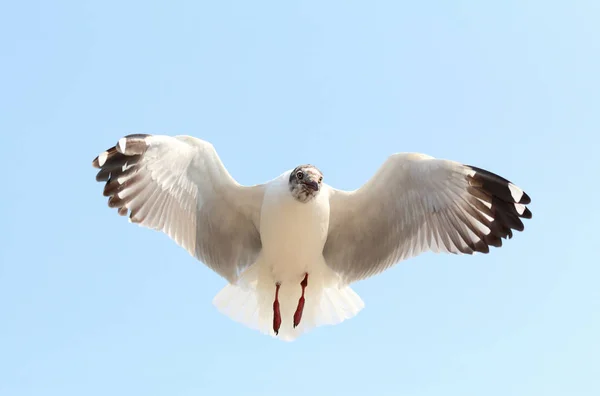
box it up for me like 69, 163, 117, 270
92, 134, 532, 341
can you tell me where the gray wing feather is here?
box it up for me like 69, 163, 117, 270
324, 153, 532, 285
93, 134, 264, 283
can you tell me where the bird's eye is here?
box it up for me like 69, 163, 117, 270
296, 171, 304, 179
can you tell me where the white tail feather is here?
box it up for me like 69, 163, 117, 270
212, 265, 364, 341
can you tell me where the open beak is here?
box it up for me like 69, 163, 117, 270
302, 180, 320, 192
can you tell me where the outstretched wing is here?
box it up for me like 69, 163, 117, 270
92, 134, 265, 283
324, 153, 532, 284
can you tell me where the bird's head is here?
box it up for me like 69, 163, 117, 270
288, 164, 323, 203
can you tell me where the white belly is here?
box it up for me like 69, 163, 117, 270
212, 175, 364, 341
259, 176, 330, 282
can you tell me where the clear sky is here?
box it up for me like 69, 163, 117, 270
1, 1, 598, 395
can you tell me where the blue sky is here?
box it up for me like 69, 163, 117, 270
1, 0, 598, 395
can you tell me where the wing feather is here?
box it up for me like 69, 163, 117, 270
324, 153, 532, 284
93, 134, 264, 283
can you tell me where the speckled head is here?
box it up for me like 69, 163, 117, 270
288, 164, 323, 203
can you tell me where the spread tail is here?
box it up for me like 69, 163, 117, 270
212, 266, 364, 341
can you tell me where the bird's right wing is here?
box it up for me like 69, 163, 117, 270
324, 153, 532, 285
92, 134, 265, 283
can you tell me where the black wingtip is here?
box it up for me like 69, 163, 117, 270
519, 191, 532, 205
464, 164, 532, 249
93, 136, 150, 217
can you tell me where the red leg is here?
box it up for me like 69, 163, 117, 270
293, 273, 308, 328
273, 283, 281, 335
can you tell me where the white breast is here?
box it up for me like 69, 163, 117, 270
259, 173, 330, 281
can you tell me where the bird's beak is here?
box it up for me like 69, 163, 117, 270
303, 179, 320, 192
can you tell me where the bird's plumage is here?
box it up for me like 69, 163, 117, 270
93, 134, 264, 283
92, 134, 532, 341
324, 153, 531, 284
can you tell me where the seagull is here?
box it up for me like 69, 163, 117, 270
92, 134, 532, 341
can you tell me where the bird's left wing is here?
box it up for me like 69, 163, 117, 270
93, 134, 264, 283
324, 153, 532, 285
